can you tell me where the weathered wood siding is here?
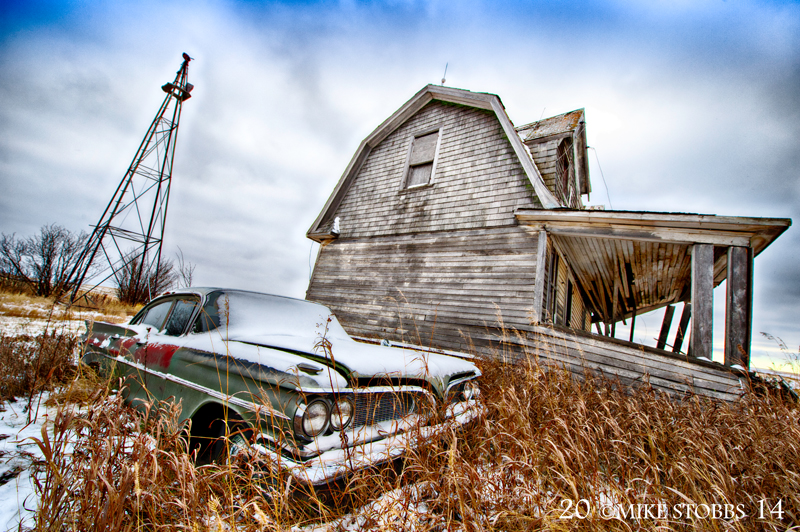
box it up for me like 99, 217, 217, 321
329, 100, 542, 239
307, 100, 551, 352
521, 324, 745, 402
527, 139, 581, 209
542, 241, 591, 331
569, 283, 590, 331
307, 226, 540, 352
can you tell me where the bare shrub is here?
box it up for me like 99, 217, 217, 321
176, 246, 196, 288
0, 224, 91, 298
115, 251, 177, 305
0, 331, 77, 406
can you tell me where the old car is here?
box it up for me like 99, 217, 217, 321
81, 288, 481, 484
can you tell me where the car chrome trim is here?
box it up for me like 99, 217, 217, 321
96, 352, 292, 421
253, 400, 482, 484
444, 373, 482, 397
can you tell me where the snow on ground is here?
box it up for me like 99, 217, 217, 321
0, 294, 132, 338
0, 316, 87, 337
0, 313, 131, 339
0, 298, 129, 530
0, 395, 60, 531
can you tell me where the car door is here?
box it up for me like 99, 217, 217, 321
123, 297, 176, 401
131, 296, 200, 401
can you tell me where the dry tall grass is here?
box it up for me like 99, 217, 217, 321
0, 331, 77, 406
0, 287, 139, 323
16, 346, 799, 531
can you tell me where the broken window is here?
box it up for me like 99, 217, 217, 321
404, 130, 440, 188
556, 137, 574, 202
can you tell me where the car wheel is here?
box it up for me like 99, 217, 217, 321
207, 413, 254, 464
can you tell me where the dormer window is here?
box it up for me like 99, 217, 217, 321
403, 129, 441, 188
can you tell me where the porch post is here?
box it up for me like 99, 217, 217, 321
724, 246, 753, 368
656, 304, 675, 350
691, 244, 714, 359
531, 230, 548, 324
672, 303, 691, 353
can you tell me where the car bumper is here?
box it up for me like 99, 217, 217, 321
250, 399, 481, 486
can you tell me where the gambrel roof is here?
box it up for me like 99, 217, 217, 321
516, 109, 585, 142
308, 85, 562, 240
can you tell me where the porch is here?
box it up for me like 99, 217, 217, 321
516, 209, 790, 378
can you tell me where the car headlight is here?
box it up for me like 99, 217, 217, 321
295, 399, 330, 438
330, 396, 354, 431
449, 379, 479, 403
461, 380, 479, 401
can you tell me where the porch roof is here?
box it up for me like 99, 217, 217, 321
515, 209, 791, 323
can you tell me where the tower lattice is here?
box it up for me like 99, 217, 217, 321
67, 53, 194, 304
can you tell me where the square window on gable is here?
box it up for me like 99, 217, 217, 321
403, 129, 441, 188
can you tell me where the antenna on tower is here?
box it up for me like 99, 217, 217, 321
66, 53, 194, 305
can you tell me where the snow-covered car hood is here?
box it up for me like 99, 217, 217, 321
199, 290, 476, 381
225, 331, 477, 381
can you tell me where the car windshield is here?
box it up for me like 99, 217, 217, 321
197, 290, 352, 342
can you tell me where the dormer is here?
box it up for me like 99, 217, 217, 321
516, 109, 591, 209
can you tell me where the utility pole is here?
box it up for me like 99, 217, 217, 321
67, 53, 194, 305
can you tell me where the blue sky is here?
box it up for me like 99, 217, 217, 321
1, 0, 798, 368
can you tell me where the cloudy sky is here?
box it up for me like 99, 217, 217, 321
1, 0, 798, 368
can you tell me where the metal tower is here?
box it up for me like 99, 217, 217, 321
67, 53, 194, 305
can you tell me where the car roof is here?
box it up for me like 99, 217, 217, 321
152, 287, 326, 308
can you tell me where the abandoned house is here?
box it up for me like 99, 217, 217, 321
306, 85, 791, 401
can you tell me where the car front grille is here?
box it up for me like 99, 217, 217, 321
352, 392, 421, 427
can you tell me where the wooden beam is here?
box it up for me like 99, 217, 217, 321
490, 98, 562, 209
656, 305, 675, 350
673, 303, 691, 354
531, 230, 548, 324
515, 210, 791, 256
724, 246, 753, 368
516, 209, 791, 234
521, 223, 751, 247
629, 304, 637, 343
691, 244, 714, 359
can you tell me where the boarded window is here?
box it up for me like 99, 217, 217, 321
405, 130, 440, 187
